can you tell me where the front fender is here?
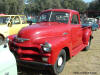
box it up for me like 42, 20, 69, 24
40, 36, 72, 65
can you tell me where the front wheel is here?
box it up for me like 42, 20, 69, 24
51, 49, 66, 75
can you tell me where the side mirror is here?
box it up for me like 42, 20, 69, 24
27, 21, 32, 25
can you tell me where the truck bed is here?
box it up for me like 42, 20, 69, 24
82, 23, 99, 31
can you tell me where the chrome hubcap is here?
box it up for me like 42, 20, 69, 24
58, 56, 63, 66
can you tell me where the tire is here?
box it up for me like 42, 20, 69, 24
51, 49, 66, 75
0, 35, 4, 45
84, 38, 91, 51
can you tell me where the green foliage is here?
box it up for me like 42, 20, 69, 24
25, 0, 88, 15
0, 0, 25, 14
0, 0, 88, 14
88, 0, 100, 11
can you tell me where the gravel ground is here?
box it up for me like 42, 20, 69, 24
18, 29, 100, 75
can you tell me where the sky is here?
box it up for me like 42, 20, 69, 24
83, 0, 93, 3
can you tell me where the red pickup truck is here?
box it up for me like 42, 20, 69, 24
9, 9, 93, 75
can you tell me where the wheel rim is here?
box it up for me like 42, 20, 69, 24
0, 38, 3, 44
58, 56, 63, 67
0, 39, 2, 43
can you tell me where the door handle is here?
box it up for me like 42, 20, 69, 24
63, 32, 68, 35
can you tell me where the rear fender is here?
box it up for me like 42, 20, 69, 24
82, 28, 92, 45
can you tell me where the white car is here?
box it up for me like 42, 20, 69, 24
0, 42, 17, 75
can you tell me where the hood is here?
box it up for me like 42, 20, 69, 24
18, 22, 70, 40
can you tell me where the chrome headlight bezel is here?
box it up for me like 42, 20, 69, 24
41, 42, 52, 53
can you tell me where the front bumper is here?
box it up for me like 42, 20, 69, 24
17, 59, 52, 70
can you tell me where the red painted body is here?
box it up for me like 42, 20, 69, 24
9, 9, 92, 65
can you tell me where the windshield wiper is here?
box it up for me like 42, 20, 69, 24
42, 20, 48, 22
48, 21, 60, 23
37, 20, 48, 23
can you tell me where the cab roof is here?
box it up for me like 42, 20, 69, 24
41, 9, 78, 13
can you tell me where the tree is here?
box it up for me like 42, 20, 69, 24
25, 0, 63, 15
0, 0, 9, 14
0, 0, 25, 14
17, 0, 25, 14
62, 0, 88, 12
8, 0, 18, 14
0, 0, 88, 15
88, 0, 100, 11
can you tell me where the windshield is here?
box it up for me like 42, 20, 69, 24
38, 11, 69, 24
0, 16, 10, 24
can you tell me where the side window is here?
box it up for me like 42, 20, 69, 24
55, 13, 69, 24
12, 16, 20, 24
40, 14, 49, 22
20, 16, 27, 24
38, 12, 51, 22
71, 14, 79, 24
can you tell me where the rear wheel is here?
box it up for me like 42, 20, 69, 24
84, 38, 91, 51
51, 49, 66, 75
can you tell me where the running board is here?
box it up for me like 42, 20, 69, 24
72, 44, 86, 56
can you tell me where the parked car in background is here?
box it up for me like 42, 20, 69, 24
96, 16, 100, 28
81, 18, 99, 31
0, 14, 6, 16
0, 38, 17, 75
27, 16, 37, 24
0, 15, 28, 44
87, 18, 97, 24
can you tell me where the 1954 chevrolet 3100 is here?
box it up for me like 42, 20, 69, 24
9, 9, 93, 75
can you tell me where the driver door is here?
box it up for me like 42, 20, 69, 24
71, 14, 82, 49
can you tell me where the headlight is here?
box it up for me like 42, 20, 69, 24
41, 42, 52, 52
